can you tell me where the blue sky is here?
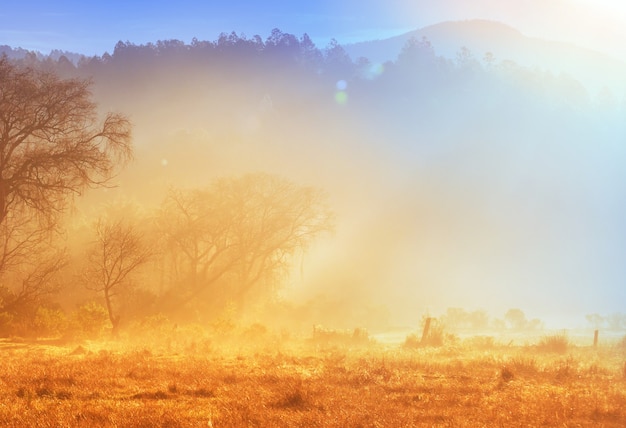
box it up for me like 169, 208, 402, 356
2, 0, 626, 59
1, 1, 418, 54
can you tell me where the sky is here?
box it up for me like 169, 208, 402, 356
2, 0, 626, 61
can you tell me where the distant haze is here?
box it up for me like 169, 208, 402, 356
1, 3, 625, 332
37, 30, 618, 331
346, 20, 626, 95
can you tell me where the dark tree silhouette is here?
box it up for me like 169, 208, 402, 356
397, 36, 436, 67
324, 38, 354, 77
0, 58, 132, 315
0, 58, 132, 229
85, 216, 151, 335
505, 308, 527, 330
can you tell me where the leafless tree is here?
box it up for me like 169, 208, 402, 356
0, 58, 132, 229
157, 173, 333, 309
85, 217, 151, 335
0, 57, 132, 309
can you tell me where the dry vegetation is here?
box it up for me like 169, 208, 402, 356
0, 327, 625, 427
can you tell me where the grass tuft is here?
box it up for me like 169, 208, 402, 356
273, 381, 311, 410
508, 356, 539, 377
36, 387, 54, 398
537, 333, 569, 354
500, 366, 514, 382
130, 390, 170, 400
189, 387, 214, 398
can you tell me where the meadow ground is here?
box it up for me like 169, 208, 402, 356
0, 330, 625, 427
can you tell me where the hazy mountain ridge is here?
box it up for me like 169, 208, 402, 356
345, 19, 626, 95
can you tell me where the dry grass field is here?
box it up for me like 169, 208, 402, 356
0, 330, 625, 427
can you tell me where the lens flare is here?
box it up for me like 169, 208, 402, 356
369, 63, 385, 79
335, 91, 348, 105
371, 63, 384, 76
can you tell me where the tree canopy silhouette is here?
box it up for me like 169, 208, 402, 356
157, 173, 334, 311
0, 58, 132, 230
0, 58, 132, 316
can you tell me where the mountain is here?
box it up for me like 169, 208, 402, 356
345, 20, 626, 95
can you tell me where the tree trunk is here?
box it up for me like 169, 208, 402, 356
103, 287, 119, 337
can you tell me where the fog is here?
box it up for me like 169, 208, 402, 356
6, 30, 624, 333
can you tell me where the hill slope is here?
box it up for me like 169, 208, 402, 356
346, 19, 626, 94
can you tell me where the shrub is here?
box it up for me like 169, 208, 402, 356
404, 317, 455, 348
0, 311, 14, 337
500, 366, 514, 382
272, 381, 311, 410
537, 333, 569, 354
501, 356, 540, 381
403, 333, 421, 349
311, 325, 370, 346
136, 312, 171, 330
70, 301, 109, 337
33, 306, 68, 337
465, 335, 496, 350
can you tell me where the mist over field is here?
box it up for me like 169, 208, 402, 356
4, 7, 626, 426
2, 22, 625, 335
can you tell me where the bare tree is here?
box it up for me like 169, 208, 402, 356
158, 173, 333, 310
221, 173, 334, 301
85, 216, 151, 335
0, 58, 131, 228
0, 57, 132, 310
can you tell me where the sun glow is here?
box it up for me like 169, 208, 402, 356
570, 0, 626, 49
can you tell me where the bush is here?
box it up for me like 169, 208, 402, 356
310, 325, 371, 347
33, 307, 68, 337
70, 302, 109, 337
0, 311, 15, 337
465, 335, 496, 350
403, 333, 421, 349
404, 317, 455, 348
500, 356, 540, 382
537, 333, 569, 354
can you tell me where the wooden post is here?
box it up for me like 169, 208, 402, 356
421, 317, 432, 344
593, 330, 599, 348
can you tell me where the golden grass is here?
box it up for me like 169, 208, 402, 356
0, 336, 624, 427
